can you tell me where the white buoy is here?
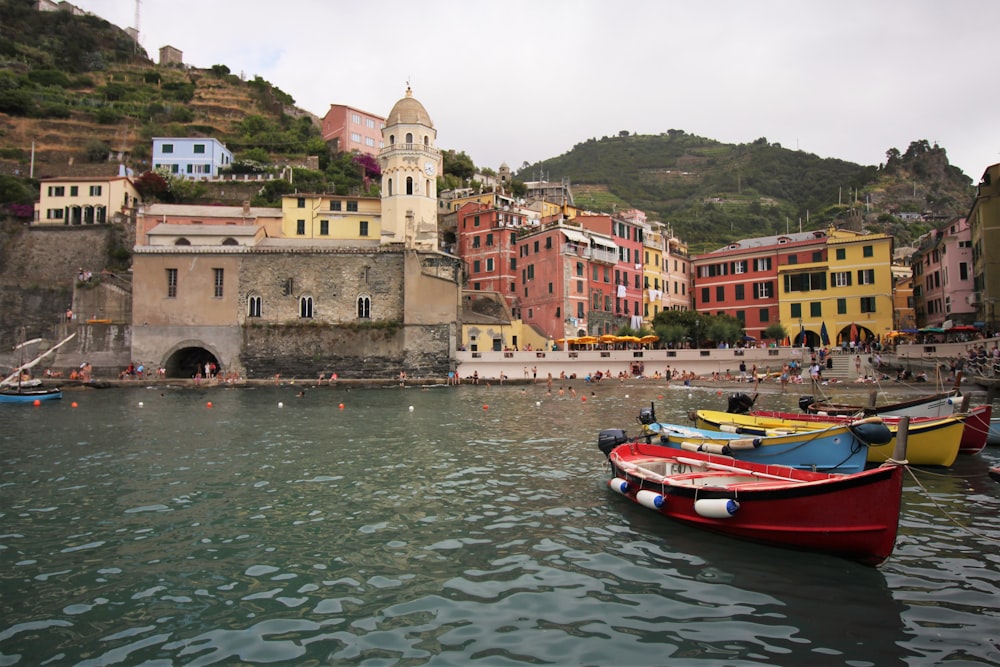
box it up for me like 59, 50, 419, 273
278, 402, 284, 408
408, 405, 414, 412
694, 498, 740, 518
636, 490, 665, 510
624, 394, 629, 399
536, 401, 541, 406
138, 401, 144, 407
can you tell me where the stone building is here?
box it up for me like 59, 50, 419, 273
128, 88, 463, 379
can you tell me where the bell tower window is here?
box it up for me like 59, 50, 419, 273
406, 177, 413, 195
405, 132, 413, 144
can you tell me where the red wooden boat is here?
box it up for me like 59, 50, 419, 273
601, 440, 906, 566
749, 404, 992, 456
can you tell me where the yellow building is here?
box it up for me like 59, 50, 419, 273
969, 162, 1000, 331
35, 175, 140, 225
641, 222, 665, 324
280, 193, 381, 242
778, 227, 894, 347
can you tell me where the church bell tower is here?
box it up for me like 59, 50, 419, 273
378, 87, 441, 249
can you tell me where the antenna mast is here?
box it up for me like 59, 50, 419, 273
133, 0, 141, 53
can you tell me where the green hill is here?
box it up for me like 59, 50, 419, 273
520, 133, 975, 251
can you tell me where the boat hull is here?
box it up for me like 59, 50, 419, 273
803, 390, 960, 418
988, 419, 1000, 447
655, 419, 873, 474
697, 409, 963, 467
0, 388, 63, 403
605, 441, 904, 566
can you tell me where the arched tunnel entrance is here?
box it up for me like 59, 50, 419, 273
164, 346, 220, 379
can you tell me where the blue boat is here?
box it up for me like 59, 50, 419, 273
599, 404, 890, 474
0, 386, 63, 404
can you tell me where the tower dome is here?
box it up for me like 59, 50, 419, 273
386, 86, 433, 128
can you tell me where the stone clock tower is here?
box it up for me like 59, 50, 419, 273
378, 86, 441, 249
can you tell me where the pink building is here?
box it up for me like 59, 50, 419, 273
321, 104, 385, 156
911, 217, 976, 327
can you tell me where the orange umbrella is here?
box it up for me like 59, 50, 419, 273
639, 335, 659, 344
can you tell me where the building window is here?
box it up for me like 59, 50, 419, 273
166, 268, 177, 298
735, 284, 745, 300
812, 251, 823, 262
754, 257, 772, 272
162, 144, 173, 154
837, 298, 847, 314
248, 295, 262, 317
296, 219, 305, 235
406, 177, 413, 195
319, 220, 329, 235
701, 287, 710, 303
754, 282, 772, 299
473, 260, 481, 273
89, 185, 102, 196
486, 258, 494, 271
759, 308, 769, 322
347, 201, 358, 212
357, 296, 371, 319
194, 144, 205, 154
486, 233, 494, 247
790, 303, 802, 318
69, 186, 78, 196
836, 248, 846, 260
331, 201, 342, 211
359, 220, 369, 237
860, 296, 876, 313
300, 296, 314, 318
577, 302, 585, 318
863, 245, 874, 258
716, 286, 725, 301
833, 271, 852, 287
213, 268, 224, 298
48, 186, 65, 197
810, 301, 821, 317
297, 197, 306, 208
857, 269, 875, 285
472, 237, 481, 248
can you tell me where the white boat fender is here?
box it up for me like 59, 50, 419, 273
636, 490, 665, 510
729, 437, 762, 450
695, 498, 740, 518
609, 478, 630, 495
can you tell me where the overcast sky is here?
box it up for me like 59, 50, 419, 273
73, 0, 999, 181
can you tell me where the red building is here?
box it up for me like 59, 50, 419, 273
456, 201, 524, 313
577, 214, 645, 330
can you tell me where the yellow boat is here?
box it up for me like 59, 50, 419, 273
693, 409, 962, 467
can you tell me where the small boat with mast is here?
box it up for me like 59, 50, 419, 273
0, 332, 75, 404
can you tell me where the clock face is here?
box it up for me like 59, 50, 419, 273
424, 161, 435, 176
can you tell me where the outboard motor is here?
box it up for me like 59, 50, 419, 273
798, 396, 815, 413
638, 402, 657, 425
726, 392, 756, 414
598, 429, 629, 458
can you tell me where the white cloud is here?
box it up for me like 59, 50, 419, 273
73, 0, 1000, 180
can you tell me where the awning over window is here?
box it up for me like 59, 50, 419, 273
560, 228, 589, 244
591, 236, 618, 251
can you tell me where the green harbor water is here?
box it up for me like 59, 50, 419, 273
1, 381, 998, 666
